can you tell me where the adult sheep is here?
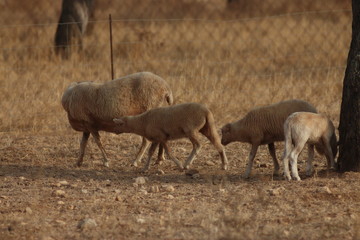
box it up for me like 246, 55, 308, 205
55, 0, 95, 58
61, 72, 173, 168
221, 99, 317, 178
283, 112, 337, 181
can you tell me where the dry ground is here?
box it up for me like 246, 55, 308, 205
1, 1, 359, 239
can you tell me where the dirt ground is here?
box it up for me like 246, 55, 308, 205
1, 130, 360, 240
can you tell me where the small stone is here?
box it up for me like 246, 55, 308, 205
114, 189, 121, 194
53, 190, 66, 198
77, 218, 97, 229
134, 177, 147, 185
57, 201, 65, 205
192, 173, 201, 179
25, 207, 33, 214
81, 189, 88, 194
318, 186, 332, 194
156, 169, 165, 175
115, 196, 122, 201
59, 180, 69, 186
259, 163, 268, 168
55, 220, 66, 226
149, 186, 160, 193
19, 176, 26, 181
166, 194, 175, 200
163, 185, 175, 192
205, 161, 215, 166
137, 218, 146, 224
267, 187, 285, 196
139, 188, 148, 195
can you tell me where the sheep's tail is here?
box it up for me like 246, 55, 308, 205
201, 110, 223, 151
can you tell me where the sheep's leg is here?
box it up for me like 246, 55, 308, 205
132, 137, 150, 167
155, 144, 165, 165
184, 135, 202, 170
206, 134, 229, 170
244, 144, 259, 179
268, 143, 279, 176
323, 138, 335, 170
283, 152, 292, 181
289, 141, 306, 181
91, 132, 109, 167
142, 142, 158, 172
163, 143, 184, 170
306, 144, 315, 176
77, 132, 90, 167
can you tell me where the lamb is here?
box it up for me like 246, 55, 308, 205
61, 72, 173, 167
112, 102, 228, 172
221, 99, 317, 178
282, 112, 337, 181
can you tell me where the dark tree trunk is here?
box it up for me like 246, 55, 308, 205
338, 0, 360, 171
54, 0, 95, 58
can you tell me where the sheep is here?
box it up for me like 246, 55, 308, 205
221, 99, 317, 178
112, 102, 228, 172
282, 112, 337, 181
61, 72, 173, 168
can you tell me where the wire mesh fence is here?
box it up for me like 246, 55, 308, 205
0, 0, 352, 132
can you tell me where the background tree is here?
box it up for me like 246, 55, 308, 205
338, 0, 360, 171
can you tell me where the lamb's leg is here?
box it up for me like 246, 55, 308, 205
91, 131, 109, 167
142, 142, 158, 172
289, 140, 306, 181
184, 135, 202, 170
132, 137, 150, 167
163, 143, 184, 170
77, 132, 90, 167
283, 151, 292, 181
306, 144, 315, 176
206, 133, 228, 170
268, 143, 279, 176
244, 144, 259, 179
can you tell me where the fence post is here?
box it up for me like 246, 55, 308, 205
109, 14, 114, 80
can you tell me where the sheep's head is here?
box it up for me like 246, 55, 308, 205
113, 117, 128, 134
221, 123, 233, 146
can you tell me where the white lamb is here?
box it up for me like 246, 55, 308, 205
283, 112, 337, 181
61, 72, 173, 167
221, 99, 317, 178
113, 103, 228, 172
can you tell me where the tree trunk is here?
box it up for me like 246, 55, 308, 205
338, 0, 360, 171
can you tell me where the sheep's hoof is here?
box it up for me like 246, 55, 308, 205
104, 162, 109, 168
132, 162, 138, 167
222, 165, 228, 171
76, 162, 82, 167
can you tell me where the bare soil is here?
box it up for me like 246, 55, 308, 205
1, 130, 359, 240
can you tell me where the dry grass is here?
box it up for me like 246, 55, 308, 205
0, 1, 358, 240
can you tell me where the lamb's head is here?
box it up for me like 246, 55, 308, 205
113, 117, 130, 134
221, 123, 234, 146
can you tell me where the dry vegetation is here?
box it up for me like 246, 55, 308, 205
0, 0, 359, 239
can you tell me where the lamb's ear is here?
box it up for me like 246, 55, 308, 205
113, 118, 125, 125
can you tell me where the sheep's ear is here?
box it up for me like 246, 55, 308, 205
113, 118, 125, 125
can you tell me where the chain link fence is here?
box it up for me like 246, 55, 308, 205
0, 0, 352, 132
